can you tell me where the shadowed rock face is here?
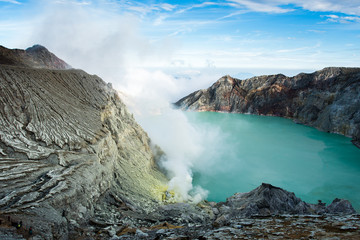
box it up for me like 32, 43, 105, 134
175, 69, 360, 146
216, 183, 356, 219
0, 46, 168, 238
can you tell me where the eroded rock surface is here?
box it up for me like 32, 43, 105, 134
0, 46, 168, 239
175, 68, 360, 146
214, 183, 356, 221
106, 183, 359, 240
110, 214, 360, 240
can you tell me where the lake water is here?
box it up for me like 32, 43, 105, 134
186, 112, 360, 211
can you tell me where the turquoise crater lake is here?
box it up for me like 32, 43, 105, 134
186, 112, 360, 211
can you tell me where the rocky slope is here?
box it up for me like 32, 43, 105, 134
86, 183, 359, 239
0, 45, 71, 70
0, 46, 358, 239
0, 45, 168, 239
175, 68, 360, 146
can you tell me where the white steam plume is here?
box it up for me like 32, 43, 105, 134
119, 68, 217, 203
25, 1, 220, 203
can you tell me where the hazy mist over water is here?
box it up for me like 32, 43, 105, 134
185, 112, 360, 211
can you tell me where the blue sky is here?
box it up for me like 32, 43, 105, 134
1, 0, 360, 74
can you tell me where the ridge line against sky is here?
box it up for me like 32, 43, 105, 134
0, 0, 360, 71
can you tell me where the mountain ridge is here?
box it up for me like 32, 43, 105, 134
175, 67, 360, 147
0, 44, 71, 70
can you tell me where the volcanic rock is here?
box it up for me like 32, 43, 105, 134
0, 45, 167, 239
326, 198, 357, 215
215, 183, 356, 219
219, 183, 312, 217
0, 44, 71, 70
175, 69, 360, 146
112, 183, 359, 239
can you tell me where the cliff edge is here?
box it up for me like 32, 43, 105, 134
175, 68, 360, 146
0, 45, 168, 238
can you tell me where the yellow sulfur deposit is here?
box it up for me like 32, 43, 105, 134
152, 185, 176, 202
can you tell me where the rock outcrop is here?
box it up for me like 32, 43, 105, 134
107, 183, 359, 239
175, 68, 360, 146
215, 183, 356, 220
0, 45, 168, 239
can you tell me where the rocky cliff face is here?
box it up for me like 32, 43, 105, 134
0, 46, 168, 239
175, 68, 360, 146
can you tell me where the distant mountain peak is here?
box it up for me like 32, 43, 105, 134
0, 44, 71, 70
213, 75, 238, 86
26, 44, 48, 52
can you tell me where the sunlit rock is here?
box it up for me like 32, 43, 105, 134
0, 45, 168, 238
175, 68, 360, 147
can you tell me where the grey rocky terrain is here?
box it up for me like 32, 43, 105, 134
109, 183, 359, 240
175, 69, 360, 147
0, 46, 359, 239
0, 45, 168, 239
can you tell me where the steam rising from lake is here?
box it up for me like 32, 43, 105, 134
27, 1, 223, 202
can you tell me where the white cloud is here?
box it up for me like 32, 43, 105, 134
277, 46, 312, 53
176, 2, 226, 14
44, 0, 360, 18
54, 0, 91, 5
171, 40, 358, 70
308, 29, 326, 33
228, 0, 293, 13
127, 5, 157, 15
153, 15, 167, 26
167, 28, 192, 37
322, 14, 360, 23
27, 2, 180, 72
227, 0, 360, 16
324, 14, 339, 19
160, 3, 176, 11
0, 0, 21, 4
114, 2, 176, 17
218, 9, 249, 20
297, 0, 360, 16
343, 16, 360, 21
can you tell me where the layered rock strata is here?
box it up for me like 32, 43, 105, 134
175, 68, 360, 146
0, 46, 168, 238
